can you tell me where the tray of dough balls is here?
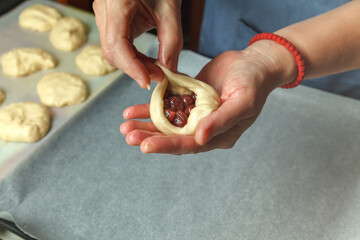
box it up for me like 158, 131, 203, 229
0, 0, 158, 178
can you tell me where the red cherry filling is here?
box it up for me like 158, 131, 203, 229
185, 104, 195, 116
172, 111, 188, 127
163, 90, 196, 127
168, 96, 183, 112
191, 92, 197, 102
180, 95, 194, 106
163, 99, 170, 109
164, 109, 176, 122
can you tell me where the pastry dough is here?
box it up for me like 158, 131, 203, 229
50, 17, 87, 52
0, 90, 4, 106
150, 65, 220, 135
19, 4, 62, 32
37, 72, 88, 108
75, 45, 116, 75
1, 48, 56, 77
0, 102, 51, 142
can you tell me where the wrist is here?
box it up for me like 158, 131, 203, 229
244, 39, 298, 90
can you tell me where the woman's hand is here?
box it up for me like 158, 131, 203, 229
120, 41, 297, 154
93, 0, 183, 88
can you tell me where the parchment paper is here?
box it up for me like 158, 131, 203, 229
0, 50, 359, 240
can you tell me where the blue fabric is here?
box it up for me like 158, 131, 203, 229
199, 0, 360, 100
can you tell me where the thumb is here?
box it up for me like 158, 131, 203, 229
195, 90, 256, 145
156, 3, 183, 71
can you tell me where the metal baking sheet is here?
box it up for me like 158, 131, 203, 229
0, 0, 158, 179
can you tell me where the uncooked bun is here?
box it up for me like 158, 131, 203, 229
150, 64, 220, 135
50, 17, 87, 52
76, 45, 116, 76
0, 102, 51, 142
1, 48, 56, 77
37, 72, 88, 108
19, 4, 62, 32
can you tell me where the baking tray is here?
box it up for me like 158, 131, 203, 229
0, 0, 158, 179
0, 217, 37, 240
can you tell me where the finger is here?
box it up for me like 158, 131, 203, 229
104, 0, 134, 51
120, 120, 158, 135
197, 121, 251, 152
195, 90, 257, 145
138, 120, 249, 154
156, 2, 183, 71
123, 104, 150, 119
103, 0, 150, 88
134, 49, 164, 82
126, 129, 160, 146
140, 135, 199, 154
143, 60, 164, 82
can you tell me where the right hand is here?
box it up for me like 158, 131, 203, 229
93, 0, 183, 88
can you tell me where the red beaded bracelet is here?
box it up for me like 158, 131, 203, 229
248, 33, 305, 89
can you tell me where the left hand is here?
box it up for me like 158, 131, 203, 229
120, 42, 296, 154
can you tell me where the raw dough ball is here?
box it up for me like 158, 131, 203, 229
150, 64, 220, 135
0, 90, 4, 106
19, 4, 62, 32
37, 72, 88, 108
75, 45, 116, 76
50, 17, 87, 52
1, 48, 56, 77
0, 102, 51, 142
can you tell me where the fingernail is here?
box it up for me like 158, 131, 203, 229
141, 141, 153, 153
163, 57, 171, 70
119, 123, 127, 135
147, 84, 151, 91
134, 73, 150, 89
123, 109, 129, 119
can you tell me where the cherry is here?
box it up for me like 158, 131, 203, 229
185, 104, 195, 116
162, 90, 197, 127
164, 90, 171, 99
164, 109, 175, 122
172, 111, 188, 127
169, 96, 183, 112
180, 95, 194, 107
163, 99, 170, 109
191, 92, 197, 102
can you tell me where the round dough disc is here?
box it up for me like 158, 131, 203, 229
0, 90, 5, 106
0, 102, 51, 143
37, 72, 88, 108
75, 45, 116, 76
19, 4, 62, 32
150, 64, 220, 135
1, 48, 56, 77
50, 17, 87, 52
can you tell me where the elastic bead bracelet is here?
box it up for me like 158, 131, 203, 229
248, 33, 305, 89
